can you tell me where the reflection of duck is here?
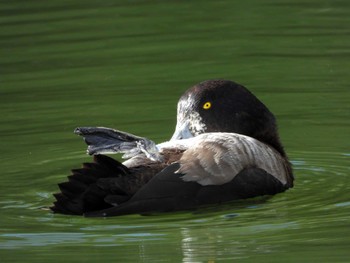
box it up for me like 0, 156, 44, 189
51, 80, 293, 217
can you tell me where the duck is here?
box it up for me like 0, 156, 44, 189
51, 79, 293, 217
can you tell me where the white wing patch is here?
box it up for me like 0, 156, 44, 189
175, 133, 289, 186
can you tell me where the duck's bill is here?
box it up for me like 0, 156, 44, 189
170, 121, 194, 141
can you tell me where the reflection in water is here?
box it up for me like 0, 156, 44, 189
181, 227, 222, 262
180, 223, 282, 262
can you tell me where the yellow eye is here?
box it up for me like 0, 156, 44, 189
203, 102, 211, 110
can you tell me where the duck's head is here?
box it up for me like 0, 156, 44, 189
171, 80, 286, 156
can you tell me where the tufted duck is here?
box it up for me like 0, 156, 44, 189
51, 80, 293, 217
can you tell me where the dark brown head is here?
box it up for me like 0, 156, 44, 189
171, 80, 286, 156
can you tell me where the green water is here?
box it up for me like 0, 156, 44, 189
1, 0, 350, 262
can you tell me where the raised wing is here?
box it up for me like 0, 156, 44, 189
74, 127, 162, 161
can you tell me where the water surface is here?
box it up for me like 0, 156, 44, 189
1, 0, 350, 262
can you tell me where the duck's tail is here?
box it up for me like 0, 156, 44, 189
50, 155, 130, 215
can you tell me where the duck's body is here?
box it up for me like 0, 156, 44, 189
51, 80, 293, 217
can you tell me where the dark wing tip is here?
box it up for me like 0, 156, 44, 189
51, 154, 130, 216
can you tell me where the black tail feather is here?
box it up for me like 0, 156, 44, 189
50, 155, 130, 215
68, 173, 95, 185
96, 178, 128, 195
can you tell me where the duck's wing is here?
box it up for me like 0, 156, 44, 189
52, 132, 292, 217
74, 127, 162, 162
85, 133, 293, 217
85, 163, 286, 217
176, 133, 293, 187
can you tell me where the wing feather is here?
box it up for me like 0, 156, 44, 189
176, 133, 290, 186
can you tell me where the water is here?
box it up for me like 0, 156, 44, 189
1, 0, 350, 262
